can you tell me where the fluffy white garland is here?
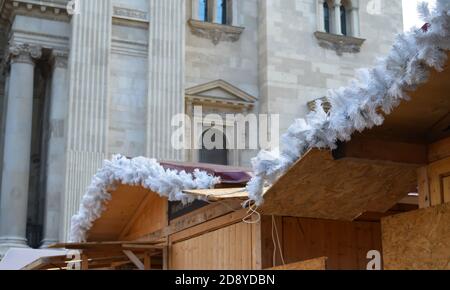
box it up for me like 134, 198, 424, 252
246, 0, 450, 205
70, 155, 220, 242
71, 1, 450, 242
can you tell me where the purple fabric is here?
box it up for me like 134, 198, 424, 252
160, 161, 252, 185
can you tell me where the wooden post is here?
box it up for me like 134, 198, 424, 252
81, 254, 89, 270
123, 250, 145, 270
418, 166, 431, 209
163, 246, 169, 270
144, 252, 152, 270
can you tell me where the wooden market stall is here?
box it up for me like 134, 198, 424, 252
24, 52, 450, 271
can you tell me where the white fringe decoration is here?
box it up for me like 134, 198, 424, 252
247, 0, 450, 205
70, 155, 220, 242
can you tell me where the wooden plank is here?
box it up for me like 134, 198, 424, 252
81, 254, 89, 270
260, 149, 419, 221
428, 137, 450, 163
162, 246, 168, 270
169, 208, 248, 243
168, 199, 243, 235
87, 185, 152, 241
333, 136, 428, 164
428, 157, 450, 206
382, 203, 450, 270
123, 250, 144, 270
135, 200, 243, 243
182, 188, 250, 201
120, 191, 168, 241
118, 192, 158, 240
417, 166, 431, 209
50, 240, 164, 250
268, 257, 328, 270
144, 252, 152, 270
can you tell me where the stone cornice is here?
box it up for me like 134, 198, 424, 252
314, 31, 366, 55
0, 0, 71, 24
51, 50, 68, 68
188, 19, 244, 45
112, 6, 149, 29
8, 43, 42, 64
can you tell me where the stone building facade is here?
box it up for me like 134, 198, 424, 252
0, 0, 403, 254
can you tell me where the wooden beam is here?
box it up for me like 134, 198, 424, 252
135, 200, 242, 243
144, 252, 152, 270
81, 254, 89, 270
333, 136, 428, 165
268, 257, 328, 270
169, 208, 249, 243
123, 250, 144, 270
417, 166, 431, 209
162, 246, 168, 270
428, 136, 450, 163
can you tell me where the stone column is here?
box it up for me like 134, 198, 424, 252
333, 0, 342, 35
317, 0, 326, 32
349, 3, 360, 37
62, 0, 111, 241
41, 52, 68, 247
192, 0, 200, 20
231, 0, 238, 26
147, 0, 185, 162
0, 44, 41, 255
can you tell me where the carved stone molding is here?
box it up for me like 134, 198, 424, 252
113, 6, 148, 22
51, 50, 69, 69
0, 0, 71, 23
314, 31, 366, 55
8, 43, 42, 64
188, 19, 244, 45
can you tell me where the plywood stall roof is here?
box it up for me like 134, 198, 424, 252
365, 54, 450, 143
258, 149, 419, 221
85, 185, 158, 242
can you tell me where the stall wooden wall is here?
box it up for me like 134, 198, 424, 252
419, 137, 450, 208
382, 202, 450, 270
170, 221, 259, 270
261, 216, 382, 270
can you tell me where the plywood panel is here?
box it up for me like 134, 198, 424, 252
260, 149, 419, 221
269, 257, 328, 270
170, 222, 255, 270
261, 217, 382, 270
88, 185, 149, 241
382, 203, 450, 270
120, 191, 167, 241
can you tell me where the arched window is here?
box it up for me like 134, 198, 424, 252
199, 0, 209, 22
340, 5, 347, 36
199, 128, 229, 165
323, 2, 330, 33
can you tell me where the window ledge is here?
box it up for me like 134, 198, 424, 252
188, 19, 245, 45
314, 31, 366, 55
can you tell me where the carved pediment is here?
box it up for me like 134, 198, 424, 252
186, 80, 256, 109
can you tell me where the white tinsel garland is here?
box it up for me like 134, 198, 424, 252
246, 0, 450, 205
70, 155, 220, 242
